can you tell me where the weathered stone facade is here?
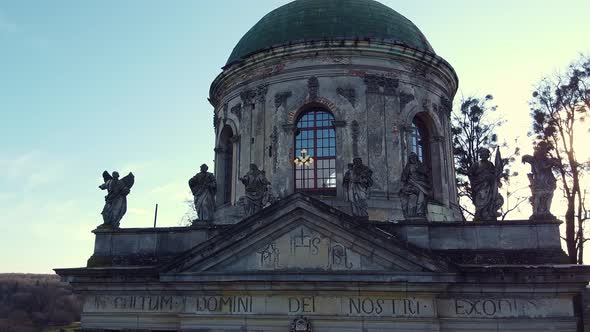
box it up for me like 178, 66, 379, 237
55, 0, 590, 331
58, 194, 587, 331
211, 43, 461, 222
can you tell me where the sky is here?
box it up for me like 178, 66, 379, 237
0, 0, 589, 273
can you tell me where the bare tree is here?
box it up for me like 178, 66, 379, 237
452, 95, 520, 220
179, 198, 197, 226
530, 54, 590, 263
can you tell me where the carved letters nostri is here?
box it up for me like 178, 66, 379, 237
364, 74, 399, 95
337, 87, 356, 107
308, 76, 319, 100
351, 120, 360, 158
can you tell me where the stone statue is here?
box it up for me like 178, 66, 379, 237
261, 170, 277, 207
344, 158, 373, 218
522, 142, 559, 220
240, 164, 271, 216
99, 171, 134, 228
400, 152, 432, 218
468, 148, 504, 221
188, 164, 217, 221
342, 163, 354, 202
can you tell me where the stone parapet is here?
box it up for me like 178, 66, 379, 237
377, 219, 562, 251
88, 225, 228, 267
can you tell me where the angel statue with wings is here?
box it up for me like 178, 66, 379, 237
99, 171, 135, 228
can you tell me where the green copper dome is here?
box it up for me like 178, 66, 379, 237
226, 0, 434, 65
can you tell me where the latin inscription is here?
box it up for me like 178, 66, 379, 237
437, 298, 572, 318
87, 295, 572, 318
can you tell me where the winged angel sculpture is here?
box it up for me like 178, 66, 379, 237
99, 171, 135, 228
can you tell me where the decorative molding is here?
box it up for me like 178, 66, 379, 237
399, 92, 415, 111
274, 91, 292, 110
231, 104, 242, 121
256, 84, 269, 103
411, 62, 431, 78
308, 76, 319, 100
336, 87, 356, 107
364, 74, 398, 95
240, 89, 256, 106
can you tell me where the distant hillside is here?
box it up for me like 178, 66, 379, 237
0, 274, 81, 332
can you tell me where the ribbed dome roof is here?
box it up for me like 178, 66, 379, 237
226, 0, 434, 65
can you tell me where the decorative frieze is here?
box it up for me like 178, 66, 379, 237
240, 89, 256, 106
364, 74, 399, 95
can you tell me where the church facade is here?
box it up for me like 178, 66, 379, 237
56, 0, 590, 331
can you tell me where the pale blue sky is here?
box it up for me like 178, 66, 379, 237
0, 0, 589, 273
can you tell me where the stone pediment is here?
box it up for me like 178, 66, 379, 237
164, 194, 453, 274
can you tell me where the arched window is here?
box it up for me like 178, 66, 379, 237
218, 125, 234, 204
294, 109, 336, 194
410, 117, 427, 162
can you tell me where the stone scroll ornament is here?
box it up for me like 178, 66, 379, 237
400, 152, 432, 219
343, 158, 373, 218
239, 163, 272, 216
99, 171, 134, 229
468, 148, 505, 221
188, 164, 217, 221
522, 142, 559, 220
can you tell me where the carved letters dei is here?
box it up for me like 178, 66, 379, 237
85, 295, 572, 319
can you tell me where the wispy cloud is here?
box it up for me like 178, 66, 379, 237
0, 150, 66, 193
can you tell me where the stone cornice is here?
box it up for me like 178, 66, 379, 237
209, 41, 458, 108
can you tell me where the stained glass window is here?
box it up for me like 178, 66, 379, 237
294, 109, 336, 193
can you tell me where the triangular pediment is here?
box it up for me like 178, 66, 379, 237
163, 194, 453, 275
209, 222, 390, 272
